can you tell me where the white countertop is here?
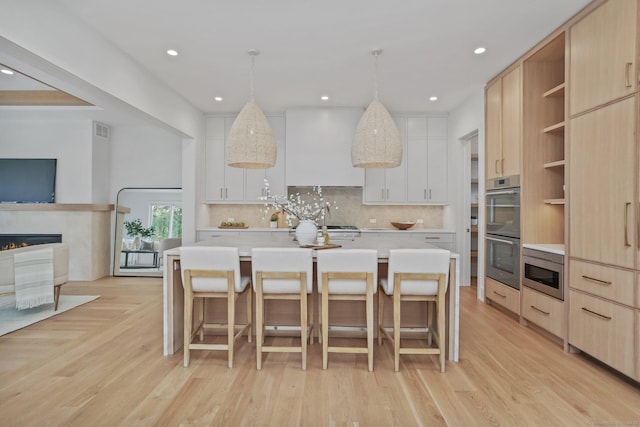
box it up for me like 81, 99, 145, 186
169, 234, 459, 260
522, 243, 565, 256
197, 227, 454, 233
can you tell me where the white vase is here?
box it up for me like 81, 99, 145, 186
132, 235, 142, 250
295, 220, 318, 246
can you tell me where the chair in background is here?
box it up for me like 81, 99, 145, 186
180, 246, 252, 368
316, 249, 378, 371
378, 248, 450, 372
251, 248, 313, 370
157, 237, 182, 270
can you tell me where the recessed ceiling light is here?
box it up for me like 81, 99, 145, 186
166, 49, 178, 56
429, 96, 438, 101
474, 47, 486, 55
1, 69, 14, 75
214, 96, 223, 102
321, 95, 329, 101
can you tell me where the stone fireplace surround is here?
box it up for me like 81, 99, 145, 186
0, 204, 113, 281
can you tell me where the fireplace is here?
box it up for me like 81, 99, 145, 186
0, 234, 62, 251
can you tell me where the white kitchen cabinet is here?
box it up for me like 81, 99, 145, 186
245, 116, 286, 202
204, 117, 244, 202
205, 115, 286, 204
363, 116, 406, 203
365, 116, 447, 205
406, 117, 448, 203
285, 108, 364, 186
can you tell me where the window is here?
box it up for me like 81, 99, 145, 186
151, 203, 182, 240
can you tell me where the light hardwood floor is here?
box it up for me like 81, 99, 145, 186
0, 277, 638, 426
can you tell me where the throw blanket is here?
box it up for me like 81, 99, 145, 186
13, 248, 54, 310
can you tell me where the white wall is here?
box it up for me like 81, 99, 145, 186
91, 122, 111, 203
109, 124, 183, 195
0, 119, 94, 203
446, 89, 485, 295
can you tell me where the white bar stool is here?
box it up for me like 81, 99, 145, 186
180, 246, 252, 368
251, 247, 314, 370
316, 249, 378, 371
378, 248, 450, 372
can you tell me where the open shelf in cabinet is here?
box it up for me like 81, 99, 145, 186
522, 31, 566, 245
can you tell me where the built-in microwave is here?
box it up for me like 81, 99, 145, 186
522, 247, 564, 300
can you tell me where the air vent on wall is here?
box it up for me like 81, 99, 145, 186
94, 122, 110, 139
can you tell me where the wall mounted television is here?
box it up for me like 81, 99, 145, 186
0, 158, 57, 203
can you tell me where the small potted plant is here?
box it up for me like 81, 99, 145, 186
124, 218, 155, 250
471, 215, 478, 226
270, 212, 279, 228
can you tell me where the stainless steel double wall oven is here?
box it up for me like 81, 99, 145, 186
486, 175, 521, 290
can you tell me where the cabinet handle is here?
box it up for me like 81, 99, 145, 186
625, 62, 632, 87
386, 189, 390, 199
225, 188, 228, 199
530, 305, 550, 316
429, 189, 432, 200
424, 236, 440, 240
501, 158, 505, 174
581, 275, 612, 286
624, 202, 631, 247
424, 189, 427, 200
381, 188, 385, 200
220, 188, 223, 199
581, 307, 612, 321
495, 159, 500, 174
492, 291, 507, 298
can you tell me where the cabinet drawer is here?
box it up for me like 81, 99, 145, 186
569, 260, 635, 307
522, 287, 564, 338
412, 233, 455, 251
568, 290, 635, 379
486, 277, 520, 315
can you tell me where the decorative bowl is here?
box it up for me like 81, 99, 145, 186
391, 221, 416, 230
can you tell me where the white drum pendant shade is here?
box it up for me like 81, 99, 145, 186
352, 99, 402, 168
226, 101, 277, 168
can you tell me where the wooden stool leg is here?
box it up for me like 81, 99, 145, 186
246, 286, 252, 343
256, 277, 263, 370
427, 301, 434, 347
438, 299, 446, 373
393, 289, 401, 372
366, 274, 374, 372
322, 276, 329, 370
377, 288, 384, 345
198, 298, 205, 341
309, 290, 314, 345
301, 280, 308, 371
183, 286, 193, 368
227, 281, 235, 369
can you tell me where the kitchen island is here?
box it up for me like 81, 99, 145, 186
163, 234, 460, 361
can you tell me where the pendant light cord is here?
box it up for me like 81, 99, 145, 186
248, 49, 260, 103
373, 51, 379, 101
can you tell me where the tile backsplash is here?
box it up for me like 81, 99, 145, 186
206, 187, 443, 229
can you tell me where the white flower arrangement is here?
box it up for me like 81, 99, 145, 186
261, 179, 338, 225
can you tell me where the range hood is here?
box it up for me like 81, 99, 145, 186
285, 108, 364, 187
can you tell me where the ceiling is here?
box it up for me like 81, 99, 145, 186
4, 0, 591, 118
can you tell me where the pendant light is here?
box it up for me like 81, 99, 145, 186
352, 49, 402, 168
226, 50, 277, 169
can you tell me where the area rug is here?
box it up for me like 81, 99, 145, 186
0, 295, 99, 336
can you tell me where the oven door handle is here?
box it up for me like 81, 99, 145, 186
486, 190, 517, 196
486, 236, 516, 246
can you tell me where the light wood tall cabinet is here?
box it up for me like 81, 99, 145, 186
569, 0, 638, 115
566, 0, 640, 382
485, 66, 522, 180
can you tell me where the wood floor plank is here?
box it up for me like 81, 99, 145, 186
0, 278, 639, 426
